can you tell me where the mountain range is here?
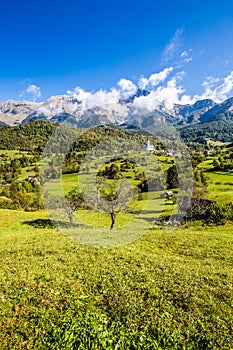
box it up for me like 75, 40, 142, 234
1, 89, 233, 130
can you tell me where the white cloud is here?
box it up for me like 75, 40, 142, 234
138, 67, 173, 90
70, 87, 121, 110
73, 87, 92, 102
180, 49, 192, 63
202, 76, 220, 88
161, 28, 184, 65
69, 68, 177, 116
117, 79, 137, 95
26, 84, 41, 101
66, 68, 233, 121
133, 69, 233, 113
185, 72, 233, 103
133, 72, 185, 113
218, 71, 233, 98
20, 84, 41, 102
138, 76, 149, 90
148, 67, 174, 87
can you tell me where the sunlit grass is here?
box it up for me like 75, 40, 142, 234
0, 209, 232, 349
205, 171, 233, 203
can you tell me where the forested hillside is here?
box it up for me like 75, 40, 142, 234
0, 120, 161, 153
0, 121, 57, 151
180, 120, 233, 143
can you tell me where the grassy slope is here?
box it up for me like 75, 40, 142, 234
0, 209, 232, 349
206, 172, 233, 203
198, 160, 233, 204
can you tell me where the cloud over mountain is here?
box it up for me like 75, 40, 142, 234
138, 67, 174, 90
117, 79, 137, 96
2, 64, 233, 128
65, 67, 233, 116
20, 84, 41, 102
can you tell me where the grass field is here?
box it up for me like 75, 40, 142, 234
0, 150, 30, 158
0, 209, 232, 349
0, 148, 233, 349
60, 153, 233, 206
198, 171, 233, 204
197, 160, 233, 204
204, 171, 233, 203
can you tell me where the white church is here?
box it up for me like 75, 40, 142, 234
145, 139, 155, 152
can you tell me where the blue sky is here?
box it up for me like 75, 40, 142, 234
1, 0, 233, 103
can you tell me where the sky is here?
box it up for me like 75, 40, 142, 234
1, 0, 233, 104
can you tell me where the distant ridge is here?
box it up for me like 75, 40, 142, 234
1, 91, 233, 130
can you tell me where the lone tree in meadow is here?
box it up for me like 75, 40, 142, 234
65, 187, 85, 226
45, 187, 84, 227
84, 177, 134, 230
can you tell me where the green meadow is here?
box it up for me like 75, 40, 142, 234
206, 171, 233, 203
0, 150, 31, 158
0, 209, 233, 349
197, 161, 233, 203
0, 134, 233, 349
